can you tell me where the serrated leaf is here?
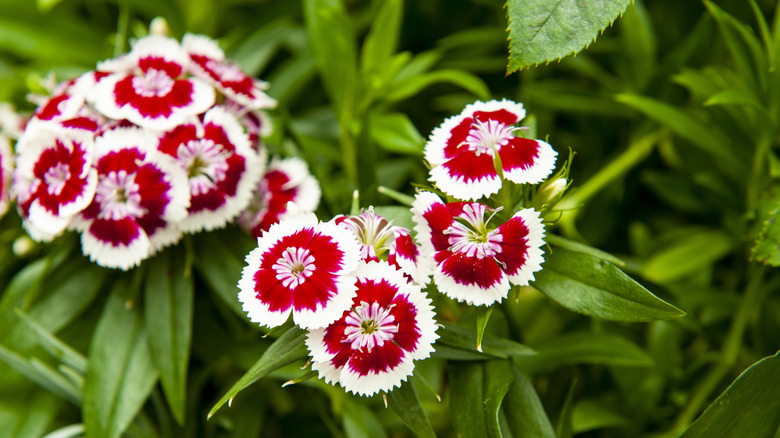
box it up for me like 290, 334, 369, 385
387, 380, 436, 438
750, 184, 780, 265
83, 279, 158, 438
516, 333, 654, 373
144, 249, 193, 425
506, 0, 631, 73
532, 247, 685, 322
208, 326, 308, 418
642, 229, 733, 283
681, 351, 780, 438
503, 364, 556, 438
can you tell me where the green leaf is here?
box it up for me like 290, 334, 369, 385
506, 0, 631, 72
194, 230, 253, 318
360, 0, 402, 76
368, 112, 425, 155
387, 381, 436, 438
681, 351, 780, 438
144, 249, 194, 425
449, 360, 514, 438
475, 306, 493, 352
83, 278, 158, 438
435, 323, 535, 361
14, 310, 87, 373
571, 399, 629, 433
0, 344, 81, 405
503, 364, 556, 438
516, 333, 654, 373
208, 326, 308, 418
343, 398, 388, 438
532, 247, 685, 322
642, 229, 733, 283
386, 69, 490, 103
546, 234, 625, 267
750, 184, 780, 266
372, 205, 414, 230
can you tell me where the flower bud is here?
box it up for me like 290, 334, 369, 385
532, 177, 567, 210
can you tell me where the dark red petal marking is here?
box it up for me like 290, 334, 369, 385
35, 95, 70, 120
292, 272, 337, 312
443, 117, 472, 159
472, 109, 521, 125
306, 233, 347, 274
135, 164, 171, 217
499, 137, 540, 173
421, 201, 454, 252
494, 216, 531, 276
442, 150, 497, 182
138, 56, 183, 78
347, 342, 405, 375
96, 148, 144, 174
89, 217, 141, 247
253, 269, 292, 312
158, 124, 198, 157
439, 251, 503, 289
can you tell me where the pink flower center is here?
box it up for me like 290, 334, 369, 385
445, 203, 503, 259
43, 162, 71, 196
342, 209, 396, 259
273, 247, 315, 289
132, 68, 175, 98
95, 170, 145, 220
343, 301, 399, 352
465, 119, 518, 157
206, 59, 246, 83
178, 139, 230, 196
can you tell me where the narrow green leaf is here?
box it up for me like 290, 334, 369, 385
506, 0, 631, 72
681, 351, 780, 438
0, 344, 81, 404
360, 0, 402, 76
483, 360, 514, 438
571, 399, 629, 434
83, 279, 158, 438
449, 362, 487, 438
387, 380, 436, 438
368, 112, 424, 155
546, 234, 625, 267
14, 310, 87, 373
503, 364, 556, 438
532, 247, 685, 322
475, 306, 493, 352
615, 93, 744, 178
516, 333, 654, 373
208, 326, 308, 418
144, 249, 194, 425
704, 88, 764, 109
343, 398, 388, 438
435, 323, 535, 361
194, 230, 253, 318
642, 229, 733, 283
386, 69, 490, 103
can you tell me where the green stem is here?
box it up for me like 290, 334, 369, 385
671, 263, 768, 432
340, 124, 358, 190
114, 0, 130, 57
747, 134, 772, 212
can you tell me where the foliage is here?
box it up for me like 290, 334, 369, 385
0, 0, 778, 437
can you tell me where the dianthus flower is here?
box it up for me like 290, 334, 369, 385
334, 208, 432, 285
238, 157, 320, 238
74, 127, 189, 270
425, 99, 557, 201
306, 260, 438, 396
156, 106, 263, 232
238, 207, 362, 329
412, 191, 546, 306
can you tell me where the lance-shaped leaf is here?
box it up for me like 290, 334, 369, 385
83, 279, 158, 438
388, 380, 436, 438
144, 248, 194, 425
532, 247, 685, 322
208, 326, 308, 418
449, 360, 514, 438
503, 364, 556, 438
506, 0, 632, 73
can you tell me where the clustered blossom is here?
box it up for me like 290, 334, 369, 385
9, 32, 298, 270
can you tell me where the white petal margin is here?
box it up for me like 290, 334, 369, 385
130, 35, 190, 69
390, 228, 433, 286
81, 219, 151, 270
306, 261, 439, 396
179, 106, 265, 232
434, 261, 510, 306
291, 219, 362, 330
423, 112, 466, 167
410, 191, 445, 260
145, 151, 191, 254
460, 99, 526, 124
0, 135, 12, 216
504, 208, 546, 286
182, 33, 226, 64
428, 163, 501, 202
272, 156, 321, 211
502, 139, 558, 185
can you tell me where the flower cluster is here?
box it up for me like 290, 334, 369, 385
237, 98, 561, 396
10, 33, 319, 270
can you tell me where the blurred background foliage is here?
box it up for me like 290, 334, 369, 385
1, 0, 780, 437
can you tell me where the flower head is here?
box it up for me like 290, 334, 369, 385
238, 207, 362, 329
306, 260, 438, 396
238, 156, 320, 238
76, 127, 189, 270
425, 99, 557, 201
412, 191, 545, 306
335, 208, 432, 285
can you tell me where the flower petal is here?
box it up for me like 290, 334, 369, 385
500, 138, 557, 185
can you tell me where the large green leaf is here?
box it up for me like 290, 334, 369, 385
516, 333, 654, 373
506, 0, 631, 72
144, 249, 194, 425
387, 380, 436, 438
681, 351, 780, 437
435, 323, 535, 361
368, 112, 425, 155
194, 230, 252, 318
83, 279, 158, 438
208, 326, 308, 418
503, 364, 556, 438
642, 229, 733, 283
449, 360, 514, 438
360, 0, 402, 77
532, 247, 685, 322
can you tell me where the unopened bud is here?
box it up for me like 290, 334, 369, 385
532, 177, 567, 209
12, 236, 34, 257
150, 17, 170, 36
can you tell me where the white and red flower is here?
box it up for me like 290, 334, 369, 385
76, 127, 189, 270
306, 260, 438, 396
425, 99, 557, 201
157, 106, 263, 233
183, 33, 276, 110
0, 133, 12, 217
335, 208, 432, 285
95, 35, 215, 131
238, 156, 320, 238
412, 191, 546, 306
12, 127, 97, 241
238, 208, 362, 329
